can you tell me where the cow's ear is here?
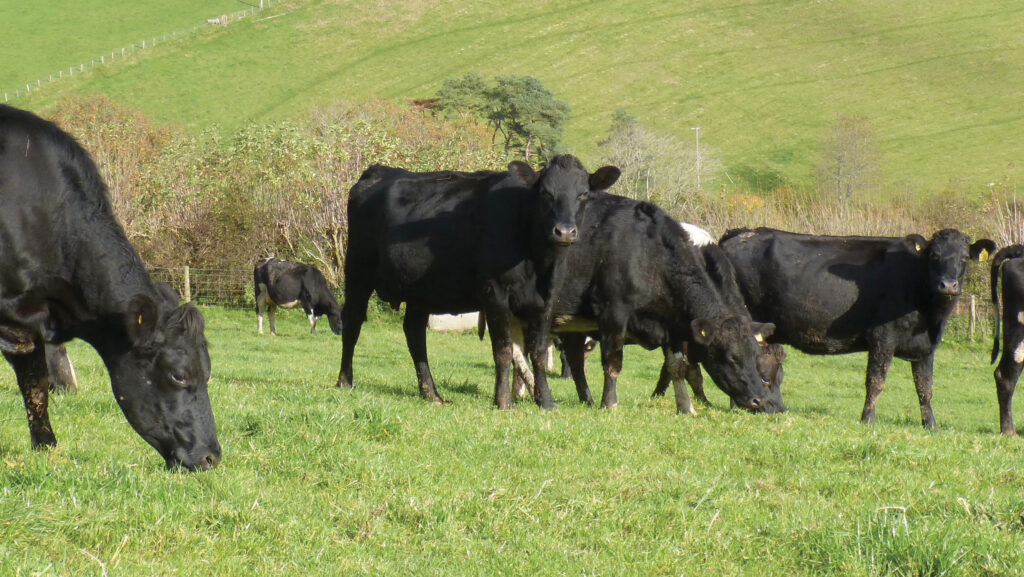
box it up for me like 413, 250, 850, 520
507, 161, 537, 185
903, 234, 928, 254
589, 166, 621, 191
690, 318, 714, 346
125, 294, 160, 346
753, 322, 775, 341
970, 239, 997, 261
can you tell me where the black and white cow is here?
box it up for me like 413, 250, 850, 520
990, 245, 1024, 435
0, 104, 220, 470
337, 156, 620, 409
254, 258, 342, 336
544, 192, 780, 415
720, 227, 995, 428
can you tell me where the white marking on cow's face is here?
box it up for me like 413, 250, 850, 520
1014, 340, 1024, 365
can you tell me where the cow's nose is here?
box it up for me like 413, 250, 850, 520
938, 280, 960, 295
553, 225, 578, 244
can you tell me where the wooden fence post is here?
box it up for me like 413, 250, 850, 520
969, 294, 977, 339
183, 266, 192, 303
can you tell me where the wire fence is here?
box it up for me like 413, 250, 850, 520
2, 0, 280, 104
148, 265, 1003, 344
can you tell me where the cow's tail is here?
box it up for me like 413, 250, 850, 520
477, 313, 487, 340
991, 245, 1024, 363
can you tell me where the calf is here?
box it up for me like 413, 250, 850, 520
990, 245, 1024, 435
337, 156, 620, 409
720, 227, 994, 428
254, 258, 342, 336
546, 192, 779, 415
0, 104, 220, 470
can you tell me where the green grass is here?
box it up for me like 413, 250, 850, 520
5, 0, 1023, 197
3, 306, 1024, 575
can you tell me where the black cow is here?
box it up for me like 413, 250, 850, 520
0, 104, 220, 470
990, 245, 1024, 435
720, 227, 995, 428
648, 243, 787, 409
337, 155, 620, 409
544, 192, 780, 414
254, 258, 342, 336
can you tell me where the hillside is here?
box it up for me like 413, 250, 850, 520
5, 0, 1023, 197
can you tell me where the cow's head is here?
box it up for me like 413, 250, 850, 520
691, 316, 784, 413
509, 155, 620, 246
912, 229, 996, 296
327, 306, 343, 336
107, 291, 221, 471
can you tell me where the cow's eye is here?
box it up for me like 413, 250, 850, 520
169, 372, 189, 388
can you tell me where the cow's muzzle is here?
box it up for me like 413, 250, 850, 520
552, 224, 578, 245
937, 280, 960, 296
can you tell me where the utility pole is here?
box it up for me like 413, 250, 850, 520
691, 126, 702, 189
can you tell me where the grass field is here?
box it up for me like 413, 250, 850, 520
2, 306, 1024, 575
4, 0, 1023, 197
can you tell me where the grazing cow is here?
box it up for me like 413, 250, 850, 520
720, 227, 995, 428
544, 192, 780, 414
0, 104, 220, 470
254, 258, 342, 336
990, 245, 1024, 435
337, 156, 621, 409
648, 243, 787, 409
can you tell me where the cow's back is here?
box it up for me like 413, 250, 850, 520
345, 166, 520, 312
721, 228, 927, 354
0, 105, 139, 307
554, 193, 707, 346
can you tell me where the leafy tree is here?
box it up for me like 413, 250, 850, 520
434, 73, 571, 162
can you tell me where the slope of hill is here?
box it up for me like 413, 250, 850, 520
7, 0, 1023, 197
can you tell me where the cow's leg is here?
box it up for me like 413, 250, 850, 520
307, 308, 317, 335
268, 304, 279, 336
685, 362, 711, 406
651, 362, 671, 398
560, 333, 593, 405
256, 288, 267, 334
46, 343, 78, 394
597, 324, 626, 410
522, 319, 554, 410
337, 285, 372, 388
664, 348, 697, 416
860, 347, 893, 424
911, 353, 937, 429
485, 310, 515, 410
403, 307, 445, 404
510, 341, 534, 400
994, 341, 1023, 436
5, 348, 57, 448
558, 346, 572, 379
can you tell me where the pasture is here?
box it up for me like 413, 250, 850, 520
2, 306, 1024, 575
8, 0, 1024, 197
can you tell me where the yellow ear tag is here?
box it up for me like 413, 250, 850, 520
138, 315, 143, 326
755, 333, 764, 343
914, 243, 921, 252
980, 249, 989, 262
701, 329, 707, 338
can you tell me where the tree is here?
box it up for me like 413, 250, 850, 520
434, 73, 571, 162
817, 114, 879, 213
598, 110, 720, 216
